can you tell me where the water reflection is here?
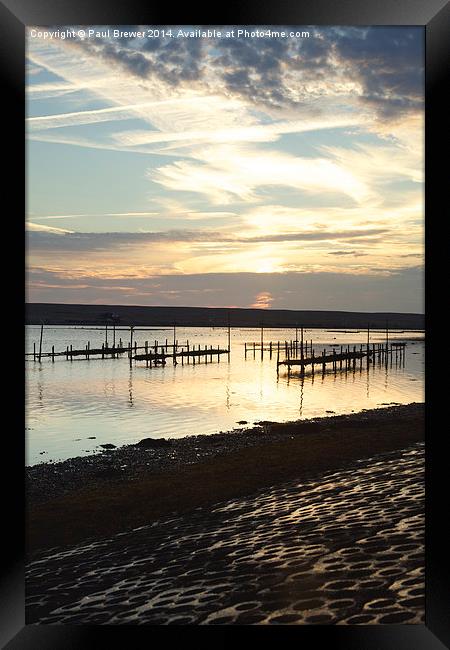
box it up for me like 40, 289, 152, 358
25, 326, 424, 464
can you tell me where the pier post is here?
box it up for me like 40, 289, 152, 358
227, 312, 231, 360
33, 342, 36, 362
70, 344, 73, 361
51, 345, 55, 362
260, 323, 264, 360
38, 323, 44, 362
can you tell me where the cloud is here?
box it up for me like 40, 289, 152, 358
26, 267, 424, 312
34, 26, 422, 123
26, 222, 74, 234
26, 226, 388, 253
250, 291, 273, 309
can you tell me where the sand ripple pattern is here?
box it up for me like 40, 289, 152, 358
26, 443, 424, 625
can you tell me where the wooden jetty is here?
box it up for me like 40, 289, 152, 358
26, 322, 232, 368
134, 345, 229, 367
277, 341, 406, 376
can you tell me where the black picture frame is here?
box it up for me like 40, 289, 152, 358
1, 0, 448, 647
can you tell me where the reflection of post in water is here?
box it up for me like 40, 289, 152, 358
366, 353, 370, 398
128, 369, 133, 407
299, 372, 304, 416
37, 380, 43, 405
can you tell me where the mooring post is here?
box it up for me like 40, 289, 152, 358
301, 327, 304, 361
70, 344, 73, 361
105, 322, 108, 346
145, 341, 149, 367
129, 326, 134, 367
38, 323, 44, 362
227, 312, 231, 360
51, 345, 55, 362
33, 342, 36, 362
260, 322, 264, 359
113, 324, 116, 347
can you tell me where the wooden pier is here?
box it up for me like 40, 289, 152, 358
26, 323, 231, 368
134, 345, 229, 366
277, 342, 406, 376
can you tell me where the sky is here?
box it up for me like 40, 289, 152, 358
26, 26, 424, 312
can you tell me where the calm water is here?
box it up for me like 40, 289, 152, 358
25, 326, 424, 465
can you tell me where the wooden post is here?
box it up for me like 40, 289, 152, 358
51, 345, 55, 362
113, 324, 116, 347
33, 342, 36, 362
66, 345, 69, 360
145, 341, 149, 367
340, 345, 343, 370
269, 341, 272, 359
101, 343, 104, 359
300, 327, 304, 361
129, 326, 134, 367
245, 342, 247, 357
322, 349, 326, 374
227, 312, 231, 358
187, 342, 190, 363
105, 322, 108, 346
260, 323, 264, 359
38, 323, 44, 362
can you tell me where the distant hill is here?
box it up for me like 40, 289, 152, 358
25, 303, 425, 330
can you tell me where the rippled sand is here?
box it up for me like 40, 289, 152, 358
26, 443, 424, 625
